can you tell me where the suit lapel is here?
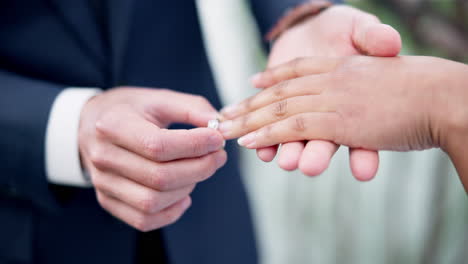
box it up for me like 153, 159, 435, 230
47, 0, 106, 65
108, 0, 134, 85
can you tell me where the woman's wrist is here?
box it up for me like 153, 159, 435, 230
432, 59, 468, 190
435, 60, 468, 152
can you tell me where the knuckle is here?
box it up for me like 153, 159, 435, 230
95, 192, 107, 208
94, 119, 107, 137
94, 112, 117, 138
94, 117, 109, 136
188, 136, 205, 155
243, 97, 253, 110
137, 193, 159, 214
94, 104, 133, 138
238, 97, 255, 115
273, 99, 288, 118
163, 209, 184, 226
261, 125, 273, 139
183, 111, 193, 125
240, 114, 252, 129
332, 112, 346, 143
144, 102, 163, 120
133, 216, 153, 232
89, 145, 112, 170
91, 174, 105, 190
292, 115, 307, 133
215, 150, 227, 167
272, 80, 289, 99
143, 137, 166, 159
150, 169, 170, 191
290, 58, 303, 74
199, 156, 218, 180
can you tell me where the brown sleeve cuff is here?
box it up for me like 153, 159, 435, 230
266, 0, 333, 42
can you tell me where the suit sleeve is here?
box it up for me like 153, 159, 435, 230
248, 0, 343, 39
0, 69, 62, 211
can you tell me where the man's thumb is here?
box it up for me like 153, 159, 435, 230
352, 17, 402, 57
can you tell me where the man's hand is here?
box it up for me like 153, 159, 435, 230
78, 87, 226, 232
233, 5, 401, 180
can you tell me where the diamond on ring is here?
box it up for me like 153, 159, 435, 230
207, 119, 220, 130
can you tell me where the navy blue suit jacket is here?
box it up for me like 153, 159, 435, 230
0, 0, 319, 263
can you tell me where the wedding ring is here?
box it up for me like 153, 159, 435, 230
207, 119, 220, 130
208, 118, 226, 148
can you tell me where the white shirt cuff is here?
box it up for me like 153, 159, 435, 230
45, 88, 101, 187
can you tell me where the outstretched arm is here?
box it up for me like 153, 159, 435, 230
219, 56, 468, 191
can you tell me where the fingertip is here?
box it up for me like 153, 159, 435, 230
298, 155, 330, 177
365, 24, 402, 57
277, 142, 304, 171
277, 157, 298, 171
298, 141, 337, 177
214, 149, 228, 168
349, 149, 379, 181
256, 147, 277, 162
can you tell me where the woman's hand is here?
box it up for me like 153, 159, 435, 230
247, 5, 402, 180
218, 56, 468, 182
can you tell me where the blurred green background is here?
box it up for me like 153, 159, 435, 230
348, 0, 468, 62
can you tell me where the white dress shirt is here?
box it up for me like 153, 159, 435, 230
45, 88, 100, 187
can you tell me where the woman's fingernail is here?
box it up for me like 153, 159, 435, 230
220, 104, 238, 117
218, 120, 233, 134
238, 132, 256, 148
